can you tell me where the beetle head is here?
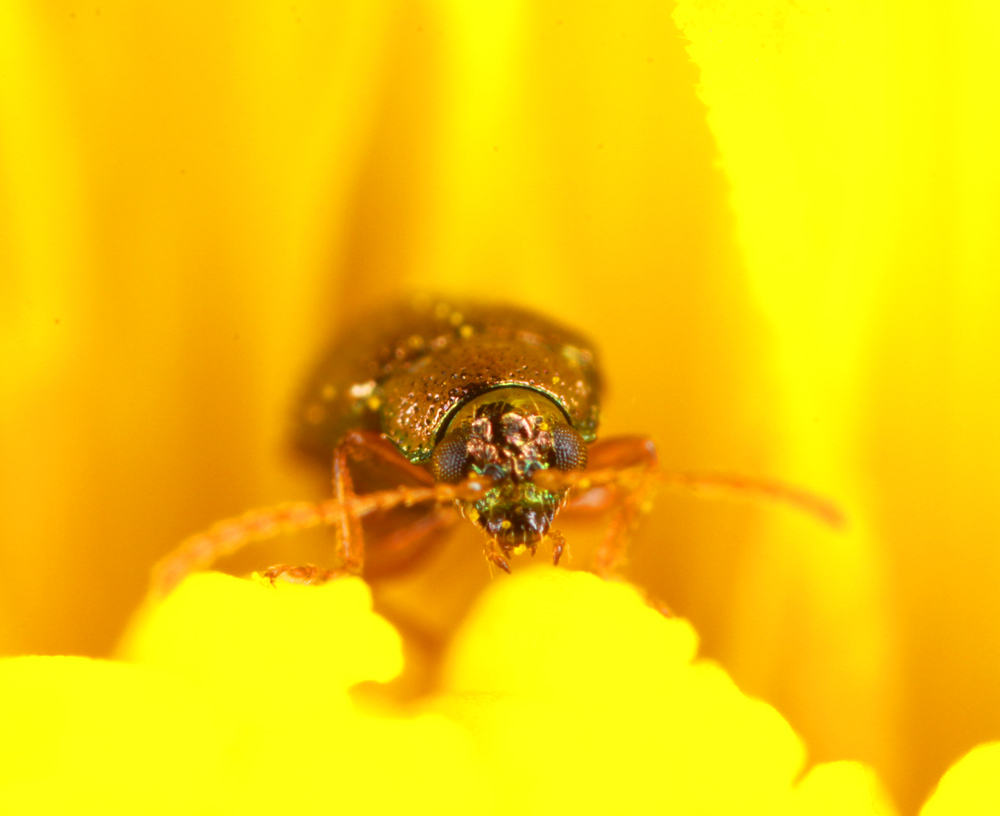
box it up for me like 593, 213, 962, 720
430, 388, 588, 549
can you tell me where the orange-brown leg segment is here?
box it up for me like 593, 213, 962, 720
580, 436, 659, 577
564, 435, 659, 515
483, 540, 512, 575
533, 435, 660, 577
547, 529, 567, 566
363, 505, 458, 577
330, 429, 436, 574
259, 563, 341, 586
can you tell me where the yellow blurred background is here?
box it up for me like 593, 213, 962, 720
1, 2, 997, 814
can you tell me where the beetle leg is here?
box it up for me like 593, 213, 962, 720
334, 429, 450, 576
258, 563, 344, 586
564, 436, 659, 577
365, 506, 459, 576
483, 539, 511, 574
587, 435, 659, 471
547, 529, 567, 566
332, 443, 364, 574
332, 429, 438, 574
336, 429, 437, 486
560, 435, 659, 515
592, 475, 658, 577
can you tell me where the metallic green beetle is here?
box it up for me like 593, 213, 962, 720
294, 297, 646, 575
151, 297, 838, 595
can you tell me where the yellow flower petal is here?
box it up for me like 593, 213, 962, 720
794, 761, 898, 816
6, 4, 999, 809
444, 567, 699, 696
670, 3, 1000, 806
919, 743, 1000, 816
3, 569, 899, 814
126, 572, 402, 703
0, 655, 227, 814
438, 568, 808, 815
126, 572, 489, 815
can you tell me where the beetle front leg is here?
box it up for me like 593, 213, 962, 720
591, 478, 658, 577
564, 435, 659, 577
330, 429, 441, 574
331, 429, 443, 576
332, 441, 365, 573
258, 563, 344, 586
483, 539, 512, 574
328, 428, 423, 573
547, 530, 567, 566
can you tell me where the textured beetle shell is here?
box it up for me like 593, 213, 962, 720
296, 299, 602, 464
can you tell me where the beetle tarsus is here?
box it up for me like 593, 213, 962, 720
258, 563, 343, 586
483, 542, 511, 574
548, 530, 567, 566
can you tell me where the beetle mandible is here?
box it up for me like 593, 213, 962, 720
152, 297, 841, 595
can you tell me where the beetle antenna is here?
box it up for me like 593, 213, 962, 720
534, 466, 845, 529
654, 470, 846, 528
150, 476, 493, 598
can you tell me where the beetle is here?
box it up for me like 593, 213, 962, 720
152, 297, 842, 596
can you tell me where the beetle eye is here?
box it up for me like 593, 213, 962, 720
551, 423, 588, 471
431, 424, 473, 483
